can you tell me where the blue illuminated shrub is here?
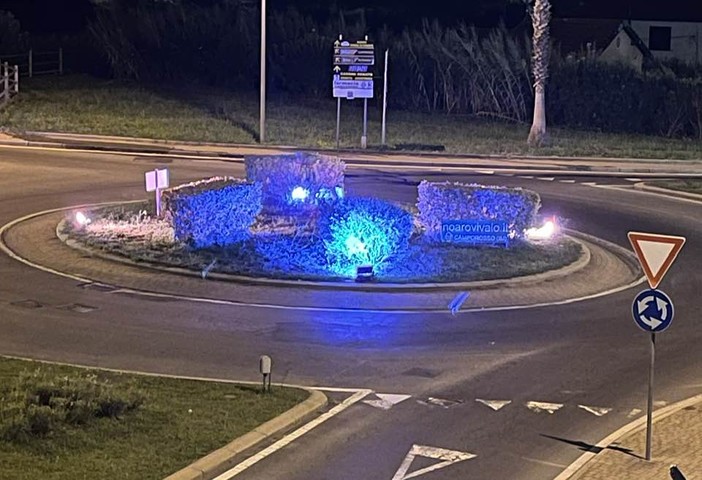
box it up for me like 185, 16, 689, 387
163, 177, 262, 248
245, 152, 345, 214
319, 198, 413, 276
417, 181, 540, 241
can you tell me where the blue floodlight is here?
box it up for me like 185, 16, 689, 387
291, 186, 309, 202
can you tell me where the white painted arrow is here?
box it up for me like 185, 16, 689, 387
391, 444, 476, 480
639, 313, 662, 330
475, 399, 512, 411
363, 393, 411, 410
578, 405, 612, 417
656, 297, 669, 321
636, 295, 654, 314
526, 401, 563, 414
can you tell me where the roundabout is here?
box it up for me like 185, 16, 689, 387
0, 143, 700, 480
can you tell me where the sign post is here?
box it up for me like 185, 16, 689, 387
332, 35, 375, 149
628, 231, 685, 461
145, 168, 170, 217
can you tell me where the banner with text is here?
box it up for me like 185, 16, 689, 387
441, 220, 510, 246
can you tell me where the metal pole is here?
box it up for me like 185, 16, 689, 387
259, 0, 266, 143
13, 65, 18, 93
59, 48, 63, 75
361, 98, 368, 148
645, 332, 655, 461
381, 49, 389, 146
3, 63, 8, 105
28, 49, 32, 78
336, 97, 341, 150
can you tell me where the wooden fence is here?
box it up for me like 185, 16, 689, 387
0, 49, 63, 78
0, 62, 19, 107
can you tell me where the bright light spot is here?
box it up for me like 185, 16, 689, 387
291, 186, 309, 202
525, 218, 557, 240
344, 235, 366, 255
335, 186, 344, 199
75, 211, 91, 226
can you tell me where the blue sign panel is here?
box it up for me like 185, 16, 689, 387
632, 289, 674, 333
441, 220, 509, 245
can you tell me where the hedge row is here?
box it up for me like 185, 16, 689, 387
417, 180, 540, 241
163, 176, 262, 248
245, 152, 345, 214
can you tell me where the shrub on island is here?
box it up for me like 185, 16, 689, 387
163, 177, 262, 248
417, 181, 540, 241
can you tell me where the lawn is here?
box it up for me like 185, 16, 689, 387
0, 357, 308, 480
650, 179, 702, 194
1, 75, 701, 160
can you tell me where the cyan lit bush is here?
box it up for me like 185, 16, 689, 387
417, 181, 540, 241
245, 152, 345, 214
319, 198, 413, 276
163, 177, 262, 248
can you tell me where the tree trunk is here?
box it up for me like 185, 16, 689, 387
528, 86, 547, 146
528, 0, 551, 147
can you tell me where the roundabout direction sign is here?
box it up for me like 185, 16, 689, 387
632, 289, 674, 333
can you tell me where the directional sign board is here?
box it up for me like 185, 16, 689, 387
632, 288, 674, 332
145, 168, 169, 192
333, 38, 374, 99
627, 232, 685, 289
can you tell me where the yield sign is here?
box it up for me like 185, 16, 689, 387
627, 232, 686, 289
391, 445, 476, 480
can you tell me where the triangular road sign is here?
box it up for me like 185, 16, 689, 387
392, 444, 476, 480
628, 232, 685, 289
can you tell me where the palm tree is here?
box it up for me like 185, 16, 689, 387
527, 0, 551, 146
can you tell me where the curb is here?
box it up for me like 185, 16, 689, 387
16, 131, 702, 165
164, 390, 327, 480
633, 182, 702, 202
54, 207, 593, 292
553, 392, 702, 480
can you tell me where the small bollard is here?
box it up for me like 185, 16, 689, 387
259, 355, 272, 393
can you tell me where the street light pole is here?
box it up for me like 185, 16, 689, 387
259, 0, 267, 143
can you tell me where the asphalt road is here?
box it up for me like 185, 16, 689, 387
0, 146, 700, 480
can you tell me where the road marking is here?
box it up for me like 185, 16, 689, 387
559, 179, 576, 183
0, 206, 646, 315
476, 169, 495, 175
417, 397, 463, 408
654, 400, 668, 407
627, 408, 642, 418
578, 405, 612, 417
213, 389, 372, 479
475, 399, 511, 411
538, 177, 555, 181
391, 445, 476, 480
581, 182, 597, 187
526, 401, 563, 414
519, 175, 535, 179
363, 393, 412, 410
625, 177, 642, 182
521, 456, 568, 469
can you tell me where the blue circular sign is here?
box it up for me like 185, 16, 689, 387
632, 289, 674, 333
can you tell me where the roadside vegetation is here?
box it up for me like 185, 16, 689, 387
2, 75, 701, 160
650, 179, 702, 194
0, 357, 307, 480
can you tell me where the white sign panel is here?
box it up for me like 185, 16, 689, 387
333, 76, 374, 99
145, 168, 169, 192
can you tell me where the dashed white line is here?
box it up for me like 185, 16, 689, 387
538, 177, 555, 181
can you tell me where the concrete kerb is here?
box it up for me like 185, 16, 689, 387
53, 206, 594, 292
633, 182, 702, 202
164, 390, 327, 480
553, 392, 702, 480
16, 130, 702, 166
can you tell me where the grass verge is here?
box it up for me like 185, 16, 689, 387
1, 75, 701, 160
61, 202, 583, 284
0, 357, 307, 480
649, 179, 702, 194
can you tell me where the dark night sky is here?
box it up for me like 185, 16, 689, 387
0, 0, 700, 34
